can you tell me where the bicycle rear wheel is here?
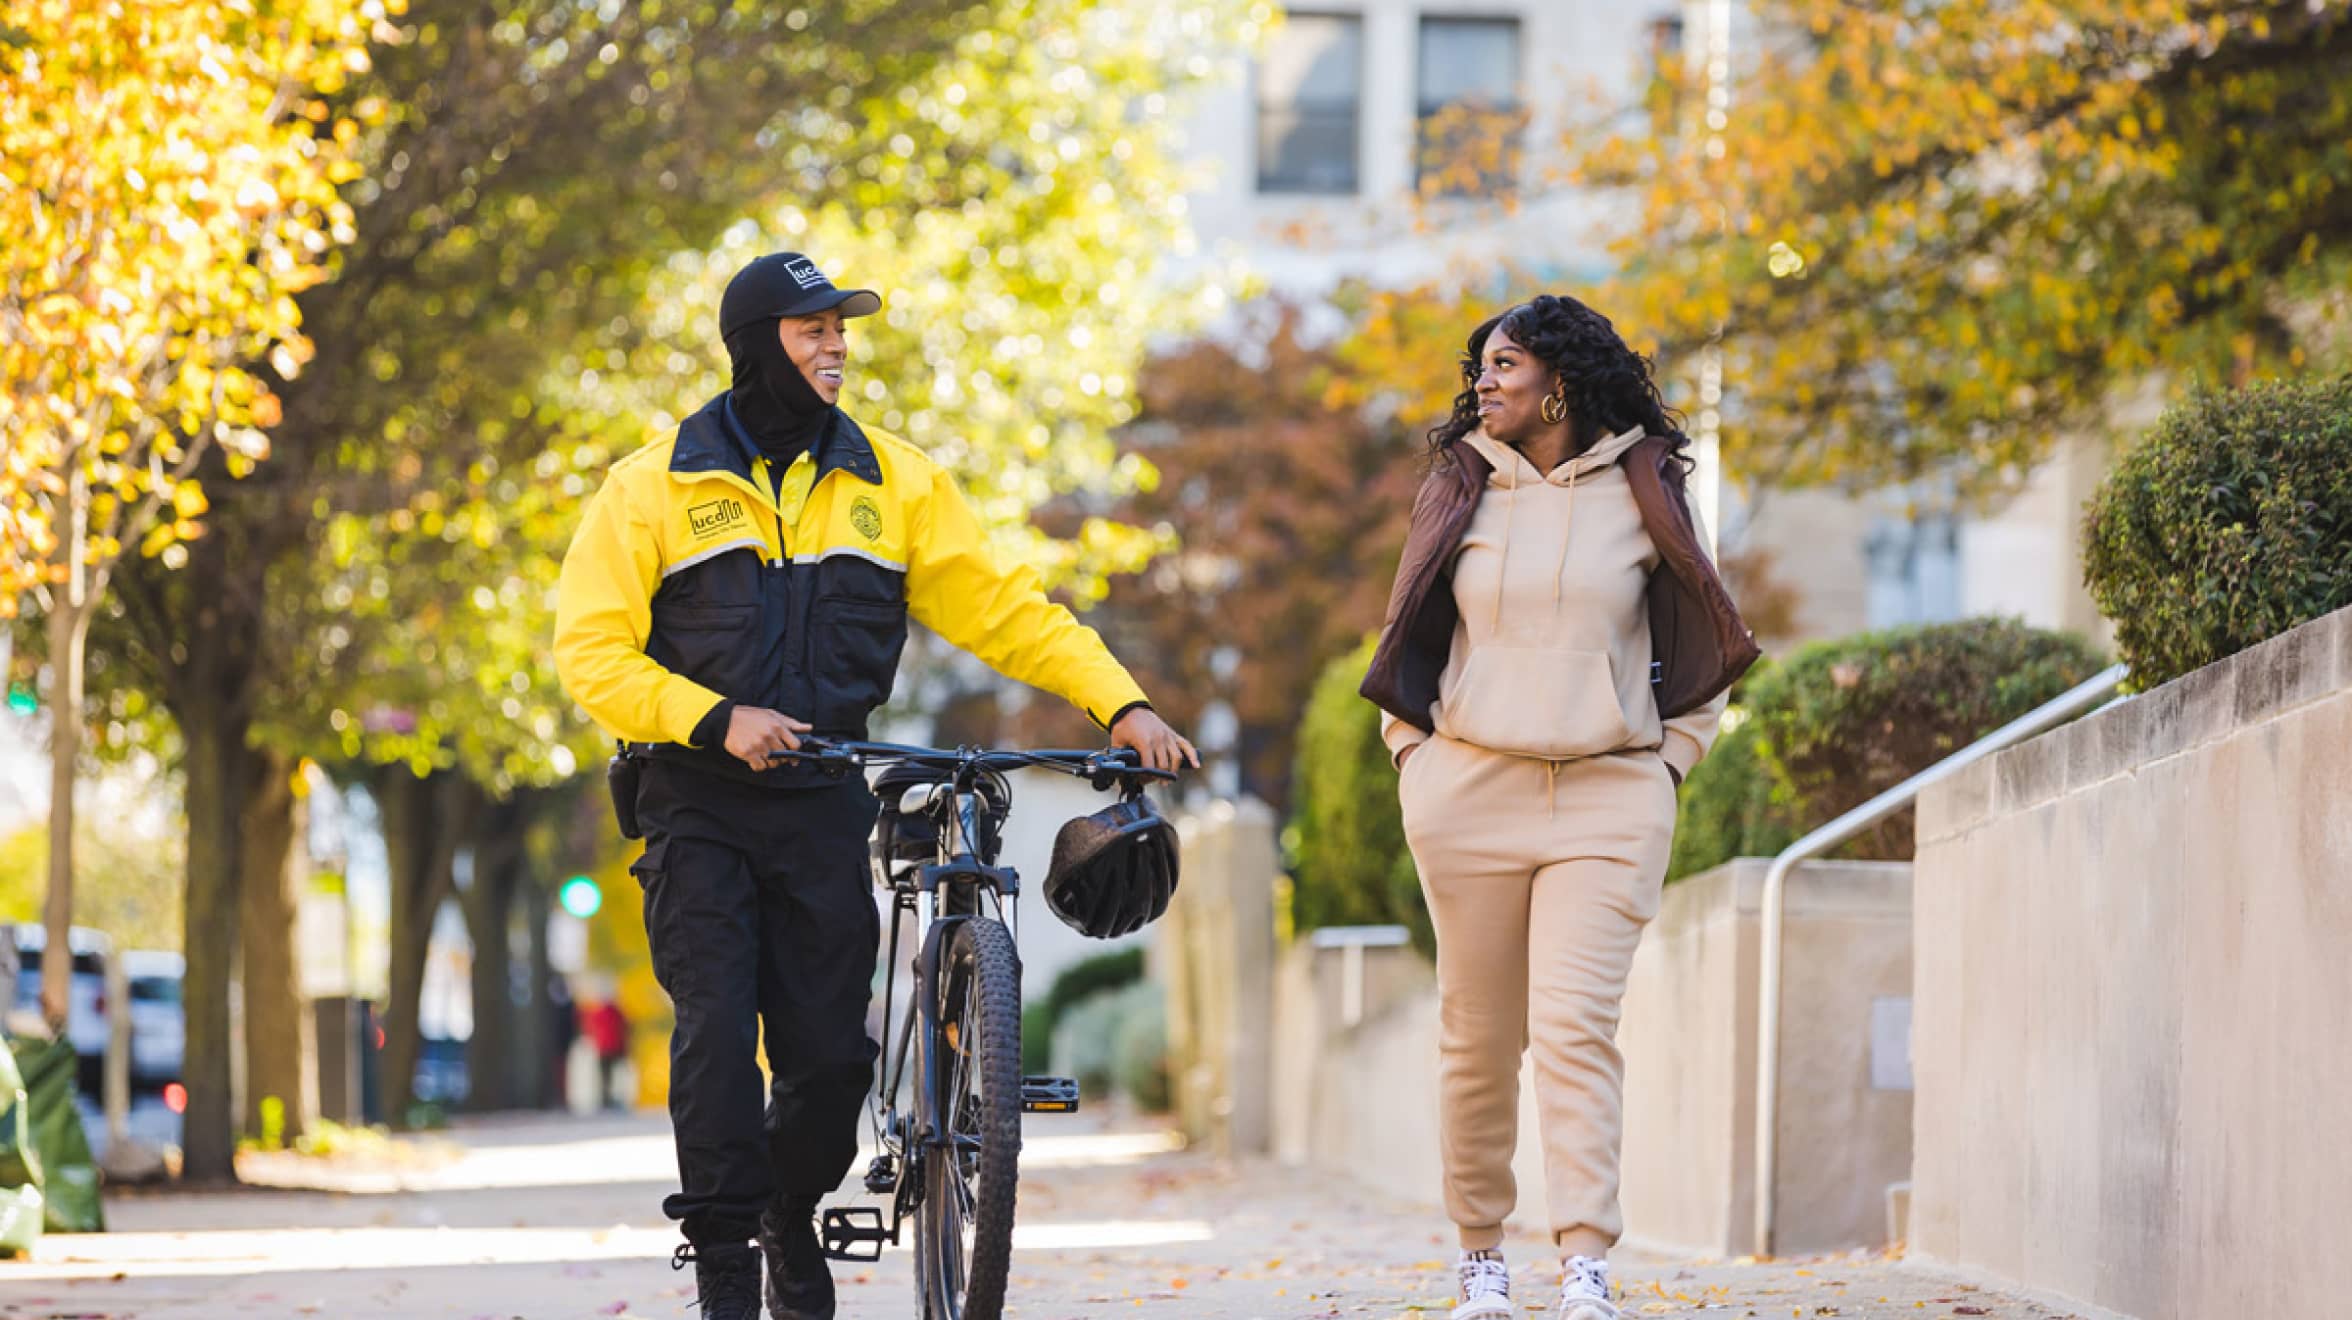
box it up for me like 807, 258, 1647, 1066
915, 916, 1022, 1320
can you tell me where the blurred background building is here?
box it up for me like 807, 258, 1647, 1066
1168, 0, 2115, 653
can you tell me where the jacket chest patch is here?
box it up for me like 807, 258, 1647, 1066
850, 495, 883, 542
687, 496, 752, 539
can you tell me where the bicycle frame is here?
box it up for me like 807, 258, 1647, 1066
873, 785, 1017, 1242
778, 738, 1170, 1264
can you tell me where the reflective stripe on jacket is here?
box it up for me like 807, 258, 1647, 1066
554, 394, 1148, 784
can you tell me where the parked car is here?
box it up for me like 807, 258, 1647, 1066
11, 924, 113, 1092
122, 949, 184, 1087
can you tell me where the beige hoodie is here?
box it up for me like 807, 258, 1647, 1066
1381, 425, 1725, 782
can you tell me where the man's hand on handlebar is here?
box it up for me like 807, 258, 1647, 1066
725, 706, 811, 770
1110, 707, 1199, 775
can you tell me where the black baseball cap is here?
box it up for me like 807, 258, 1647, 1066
718, 252, 881, 338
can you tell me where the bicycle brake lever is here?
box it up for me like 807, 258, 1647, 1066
767, 741, 855, 778
1087, 749, 1177, 791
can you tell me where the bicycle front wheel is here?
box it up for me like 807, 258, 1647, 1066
915, 916, 1023, 1320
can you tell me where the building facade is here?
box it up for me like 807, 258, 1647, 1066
1169, 2, 2110, 651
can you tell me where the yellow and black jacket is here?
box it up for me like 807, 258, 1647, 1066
554, 396, 1149, 786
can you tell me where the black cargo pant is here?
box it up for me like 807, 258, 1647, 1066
632, 759, 882, 1245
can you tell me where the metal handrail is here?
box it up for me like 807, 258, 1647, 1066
1749, 662, 2129, 1258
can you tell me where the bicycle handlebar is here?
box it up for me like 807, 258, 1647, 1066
767, 736, 1177, 790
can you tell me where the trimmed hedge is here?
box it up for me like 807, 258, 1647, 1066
1741, 618, 2108, 859
1052, 980, 1163, 1107
1665, 711, 1803, 882
1109, 985, 1171, 1112
1291, 620, 2102, 918
1287, 636, 1431, 955
1022, 947, 1144, 1075
2083, 378, 2352, 688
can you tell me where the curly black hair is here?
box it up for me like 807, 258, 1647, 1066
1426, 294, 1692, 480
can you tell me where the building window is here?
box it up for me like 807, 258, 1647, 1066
1648, 13, 1686, 65
1417, 16, 1525, 197
1256, 13, 1364, 195
1645, 13, 1688, 132
1863, 513, 1963, 627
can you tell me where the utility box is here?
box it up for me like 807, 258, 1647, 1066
313, 997, 380, 1127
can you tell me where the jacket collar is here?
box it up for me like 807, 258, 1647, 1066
669, 393, 883, 487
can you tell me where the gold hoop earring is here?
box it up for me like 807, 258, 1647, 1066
1540, 391, 1567, 426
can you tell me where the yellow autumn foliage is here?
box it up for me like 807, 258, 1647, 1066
0, 0, 376, 610
1337, 1, 2352, 500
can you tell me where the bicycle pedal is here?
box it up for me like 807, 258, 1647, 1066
862, 1154, 899, 1194
1020, 1075, 1081, 1114
818, 1206, 890, 1262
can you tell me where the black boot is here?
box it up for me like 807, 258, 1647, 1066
672, 1241, 762, 1320
758, 1198, 836, 1320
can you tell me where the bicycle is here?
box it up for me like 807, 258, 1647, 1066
768, 735, 1174, 1320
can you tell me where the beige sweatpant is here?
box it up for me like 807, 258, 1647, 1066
1398, 732, 1676, 1260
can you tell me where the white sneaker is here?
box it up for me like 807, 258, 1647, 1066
1555, 1255, 1618, 1320
1451, 1248, 1512, 1319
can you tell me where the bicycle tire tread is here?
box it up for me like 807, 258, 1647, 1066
959, 917, 1023, 1316
921, 916, 1023, 1320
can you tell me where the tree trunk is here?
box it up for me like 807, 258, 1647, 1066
374, 767, 473, 1128
459, 805, 523, 1112
178, 699, 250, 1182
41, 452, 94, 1035
238, 748, 315, 1145
41, 589, 92, 1034
515, 877, 556, 1109
462, 887, 514, 1111
139, 520, 268, 1184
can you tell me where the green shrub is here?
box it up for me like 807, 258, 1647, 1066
1053, 991, 1123, 1097
1746, 618, 2108, 858
1109, 984, 1171, 1112
1665, 713, 1802, 882
1287, 636, 1430, 956
1020, 1002, 1054, 1076
2083, 378, 2352, 688
1024, 947, 1146, 1074
1051, 980, 1161, 1103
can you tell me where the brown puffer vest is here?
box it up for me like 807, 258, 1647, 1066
1360, 434, 1760, 732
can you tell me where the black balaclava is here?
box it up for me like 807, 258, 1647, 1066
724, 316, 833, 466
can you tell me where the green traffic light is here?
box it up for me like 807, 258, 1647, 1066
4, 685, 34, 716
559, 874, 602, 919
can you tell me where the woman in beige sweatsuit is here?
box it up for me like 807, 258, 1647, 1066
1372, 296, 1733, 1320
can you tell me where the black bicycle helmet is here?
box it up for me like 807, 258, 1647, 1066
1043, 794, 1180, 939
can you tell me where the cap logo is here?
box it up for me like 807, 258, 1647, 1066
784, 258, 827, 290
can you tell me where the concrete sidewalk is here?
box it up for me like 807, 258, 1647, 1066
0, 1110, 2078, 1319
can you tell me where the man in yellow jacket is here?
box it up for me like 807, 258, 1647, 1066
554, 252, 1194, 1320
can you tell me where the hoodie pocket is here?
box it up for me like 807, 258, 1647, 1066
1436, 646, 1637, 760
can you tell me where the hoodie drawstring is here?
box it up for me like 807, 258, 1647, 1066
1489, 451, 1576, 821
1550, 461, 1580, 618
1492, 473, 1516, 628
1545, 461, 1581, 821
1492, 453, 1582, 630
